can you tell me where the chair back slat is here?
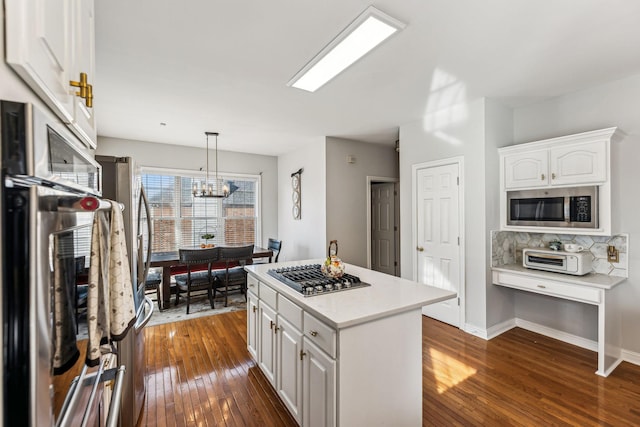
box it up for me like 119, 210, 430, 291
218, 245, 254, 266
179, 247, 220, 265
267, 238, 282, 262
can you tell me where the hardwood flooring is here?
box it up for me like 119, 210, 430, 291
140, 311, 640, 426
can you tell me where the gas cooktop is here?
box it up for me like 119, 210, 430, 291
267, 264, 370, 297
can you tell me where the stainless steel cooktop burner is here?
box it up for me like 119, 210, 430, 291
267, 264, 370, 296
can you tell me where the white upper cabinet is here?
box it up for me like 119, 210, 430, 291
550, 140, 607, 186
504, 149, 549, 188
501, 128, 617, 190
5, 0, 97, 149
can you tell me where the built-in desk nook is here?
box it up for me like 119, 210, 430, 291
492, 264, 626, 377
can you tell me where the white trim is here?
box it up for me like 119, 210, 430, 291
411, 156, 465, 329
365, 176, 399, 271
138, 166, 264, 248
622, 349, 640, 367
515, 318, 598, 352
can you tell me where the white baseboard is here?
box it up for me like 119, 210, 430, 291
513, 318, 598, 352
622, 348, 640, 367
461, 318, 640, 369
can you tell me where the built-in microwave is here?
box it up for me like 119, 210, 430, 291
507, 186, 598, 229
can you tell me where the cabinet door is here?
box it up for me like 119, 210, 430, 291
69, 0, 97, 147
276, 317, 302, 424
258, 302, 277, 385
247, 292, 259, 361
5, 0, 75, 122
550, 141, 607, 186
303, 338, 336, 427
504, 150, 549, 189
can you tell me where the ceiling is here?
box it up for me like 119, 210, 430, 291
94, 0, 640, 156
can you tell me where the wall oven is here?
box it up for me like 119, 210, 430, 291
1, 101, 125, 426
507, 186, 598, 229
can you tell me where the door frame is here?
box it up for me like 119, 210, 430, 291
411, 157, 466, 328
366, 176, 399, 274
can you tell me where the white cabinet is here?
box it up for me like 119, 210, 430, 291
247, 292, 259, 361
504, 149, 549, 189
276, 316, 303, 424
302, 338, 336, 427
258, 301, 277, 385
550, 140, 607, 186
503, 141, 607, 189
499, 127, 622, 235
5, 0, 97, 148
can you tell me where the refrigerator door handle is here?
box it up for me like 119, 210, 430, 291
137, 185, 153, 286
135, 296, 154, 333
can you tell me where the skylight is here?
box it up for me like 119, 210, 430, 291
287, 6, 406, 92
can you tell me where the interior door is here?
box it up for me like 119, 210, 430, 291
416, 163, 461, 326
371, 182, 396, 276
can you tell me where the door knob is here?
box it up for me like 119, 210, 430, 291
417, 246, 424, 252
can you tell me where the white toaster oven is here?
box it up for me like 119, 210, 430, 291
522, 248, 593, 276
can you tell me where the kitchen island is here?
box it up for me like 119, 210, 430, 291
245, 260, 456, 427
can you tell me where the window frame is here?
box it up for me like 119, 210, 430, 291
140, 166, 262, 251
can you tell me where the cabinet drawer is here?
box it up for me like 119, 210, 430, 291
260, 282, 278, 309
278, 295, 302, 330
494, 271, 601, 304
247, 275, 259, 296
303, 312, 336, 358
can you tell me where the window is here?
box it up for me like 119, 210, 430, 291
141, 170, 260, 252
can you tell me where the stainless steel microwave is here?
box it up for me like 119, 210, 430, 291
507, 186, 598, 229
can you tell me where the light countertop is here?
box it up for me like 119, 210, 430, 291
492, 264, 626, 290
245, 259, 456, 329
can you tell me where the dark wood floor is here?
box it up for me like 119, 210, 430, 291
139, 311, 640, 426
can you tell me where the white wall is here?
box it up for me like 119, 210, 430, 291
512, 72, 640, 352
399, 98, 490, 330
277, 139, 327, 262
325, 137, 399, 267
96, 136, 279, 247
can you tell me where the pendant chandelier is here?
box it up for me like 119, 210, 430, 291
192, 131, 230, 198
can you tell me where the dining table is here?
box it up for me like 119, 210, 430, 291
149, 246, 274, 310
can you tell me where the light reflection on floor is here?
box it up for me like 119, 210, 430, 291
428, 347, 477, 394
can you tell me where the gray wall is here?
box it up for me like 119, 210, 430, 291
325, 137, 399, 267
399, 98, 490, 330
512, 72, 640, 352
277, 138, 327, 262
96, 136, 278, 247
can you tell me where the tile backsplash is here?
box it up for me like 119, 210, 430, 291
491, 231, 629, 278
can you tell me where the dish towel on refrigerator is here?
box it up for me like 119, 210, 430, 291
86, 201, 136, 367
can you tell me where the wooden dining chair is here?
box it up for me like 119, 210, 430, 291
212, 245, 254, 307
174, 247, 220, 314
254, 238, 282, 264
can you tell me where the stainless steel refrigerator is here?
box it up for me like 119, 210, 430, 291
96, 155, 153, 427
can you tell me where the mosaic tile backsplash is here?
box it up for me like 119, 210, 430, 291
491, 231, 629, 278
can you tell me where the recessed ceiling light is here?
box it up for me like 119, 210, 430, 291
287, 6, 406, 93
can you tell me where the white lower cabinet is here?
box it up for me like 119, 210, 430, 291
247, 291, 259, 361
276, 316, 303, 424
258, 300, 277, 385
302, 338, 336, 427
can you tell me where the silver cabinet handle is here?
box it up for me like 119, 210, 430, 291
541, 173, 545, 180
309, 330, 318, 337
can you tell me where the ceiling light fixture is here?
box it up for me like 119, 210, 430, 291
287, 6, 406, 92
192, 131, 230, 198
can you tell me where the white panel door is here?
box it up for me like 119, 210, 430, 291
69, 0, 97, 146
276, 317, 302, 424
416, 163, 461, 326
302, 338, 336, 427
247, 293, 259, 361
371, 182, 396, 276
258, 302, 277, 386
5, 0, 75, 122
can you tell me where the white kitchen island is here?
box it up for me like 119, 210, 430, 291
245, 260, 456, 427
